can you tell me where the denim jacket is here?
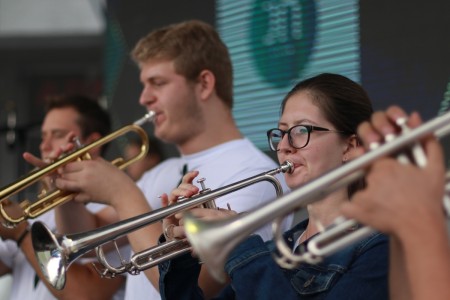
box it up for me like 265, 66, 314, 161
159, 219, 389, 300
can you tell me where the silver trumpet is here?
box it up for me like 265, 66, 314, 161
183, 110, 450, 283
31, 161, 293, 290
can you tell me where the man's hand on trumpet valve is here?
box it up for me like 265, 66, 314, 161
159, 194, 183, 240
160, 170, 205, 240
22, 131, 79, 192
159, 170, 199, 240
54, 157, 138, 206
160, 170, 237, 242
23, 131, 79, 167
341, 105, 446, 236
356, 106, 423, 151
171, 171, 202, 204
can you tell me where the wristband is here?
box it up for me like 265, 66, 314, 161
16, 227, 30, 248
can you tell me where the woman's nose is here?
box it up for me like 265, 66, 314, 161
276, 134, 293, 153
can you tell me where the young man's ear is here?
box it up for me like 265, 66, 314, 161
197, 70, 216, 100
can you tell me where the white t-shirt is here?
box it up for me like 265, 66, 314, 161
0, 210, 57, 299
125, 138, 292, 300
0, 203, 126, 300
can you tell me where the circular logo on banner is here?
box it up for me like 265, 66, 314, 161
250, 0, 317, 88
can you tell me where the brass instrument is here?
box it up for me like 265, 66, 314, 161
0, 112, 155, 227
183, 110, 450, 283
31, 161, 293, 290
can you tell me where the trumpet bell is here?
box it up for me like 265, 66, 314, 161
184, 213, 243, 283
32, 221, 67, 290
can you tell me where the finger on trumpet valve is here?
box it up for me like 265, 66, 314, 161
197, 178, 209, 192
384, 131, 410, 165
396, 117, 427, 167
368, 142, 380, 151
410, 144, 427, 168
196, 178, 217, 209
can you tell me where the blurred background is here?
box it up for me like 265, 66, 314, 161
0, 0, 449, 297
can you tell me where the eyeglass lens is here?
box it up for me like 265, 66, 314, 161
268, 125, 310, 150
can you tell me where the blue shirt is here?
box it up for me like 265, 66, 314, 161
159, 219, 389, 299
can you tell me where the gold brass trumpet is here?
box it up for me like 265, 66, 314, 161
183, 110, 450, 283
31, 161, 293, 290
0, 112, 155, 227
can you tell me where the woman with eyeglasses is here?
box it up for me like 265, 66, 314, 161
158, 73, 389, 299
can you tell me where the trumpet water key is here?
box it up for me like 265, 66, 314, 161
183, 110, 450, 283
0, 112, 155, 228
31, 161, 293, 290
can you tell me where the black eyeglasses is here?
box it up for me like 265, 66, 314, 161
266, 125, 346, 151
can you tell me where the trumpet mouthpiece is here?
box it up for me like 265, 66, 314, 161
134, 111, 156, 126
281, 160, 294, 174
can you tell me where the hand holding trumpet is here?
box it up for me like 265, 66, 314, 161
340, 105, 450, 300
23, 131, 79, 169
22, 132, 80, 193
342, 106, 446, 236
22, 130, 134, 206
160, 171, 237, 242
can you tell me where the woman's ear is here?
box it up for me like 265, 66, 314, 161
342, 134, 361, 162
